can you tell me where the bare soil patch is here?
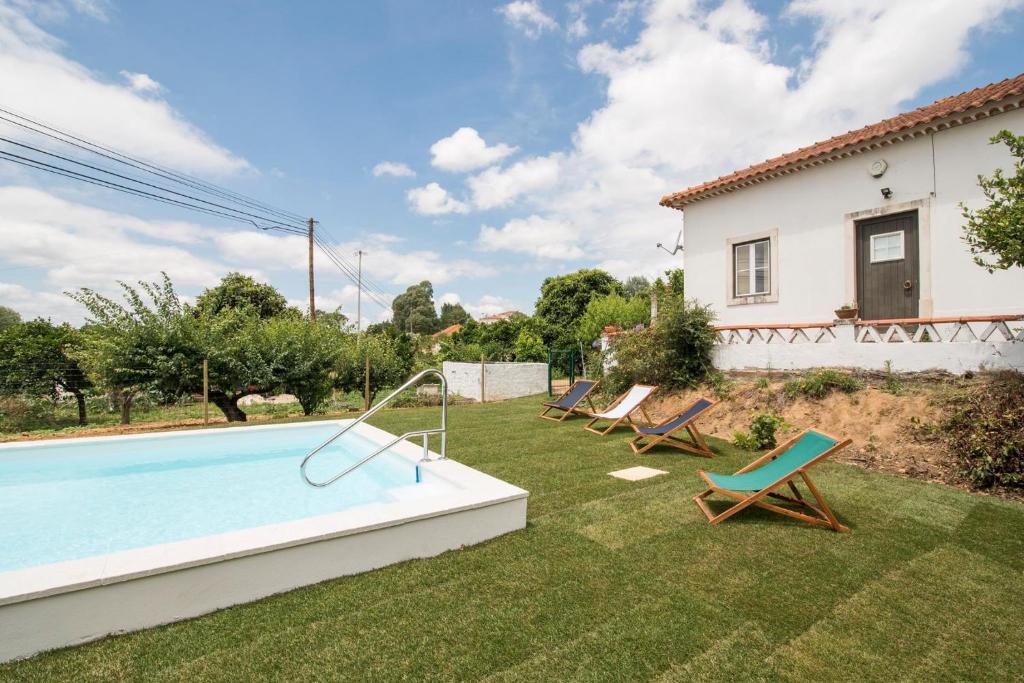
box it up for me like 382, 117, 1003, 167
646, 374, 1021, 501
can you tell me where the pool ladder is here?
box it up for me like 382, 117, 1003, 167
299, 368, 447, 488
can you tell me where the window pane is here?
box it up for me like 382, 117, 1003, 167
754, 267, 768, 294
871, 232, 903, 262
736, 267, 749, 295
735, 244, 750, 271
754, 239, 769, 268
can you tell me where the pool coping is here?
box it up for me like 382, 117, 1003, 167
0, 419, 529, 608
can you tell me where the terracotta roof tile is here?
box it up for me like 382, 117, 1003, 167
660, 73, 1024, 209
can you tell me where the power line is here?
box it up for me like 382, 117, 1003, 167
0, 106, 306, 223
0, 103, 396, 314
0, 150, 305, 231
0, 135, 308, 233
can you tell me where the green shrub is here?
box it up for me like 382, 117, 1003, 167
937, 371, 1024, 488
733, 412, 787, 450
605, 298, 715, 392
882, 360, 904, 395
783, 369, 862, 400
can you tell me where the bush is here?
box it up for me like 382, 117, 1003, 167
783, 369, 862, 400
937, 371, 1024, 488
733, 412, 787, 451
605, 298, 715, 392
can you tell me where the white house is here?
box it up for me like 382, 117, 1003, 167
659, 74, 1024, 374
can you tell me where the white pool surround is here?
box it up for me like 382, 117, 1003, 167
0, 420, 528, 663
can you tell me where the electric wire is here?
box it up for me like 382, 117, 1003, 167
0, 106, 306, 223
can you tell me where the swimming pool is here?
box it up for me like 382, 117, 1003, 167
0, 420, 528, 662
1, 422, 437, 572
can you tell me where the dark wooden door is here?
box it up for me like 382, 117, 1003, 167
856, 211, 919, 320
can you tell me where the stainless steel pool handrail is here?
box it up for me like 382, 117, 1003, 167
299, 368, 447, 488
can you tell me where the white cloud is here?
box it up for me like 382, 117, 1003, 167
0, 281, 84, 321
0, 2, 248, 175
0, 186, 233, 321
371, 161, 416, 178
68, 0, 109, 21
567, 0, 592, 39
119, 70, 162, 94
498, 1, 558, 38
429, 127, 518, 172
603, 0, 639, 30
473, 0, 1021, 279
438, 292, 461, 307
478, 215, 584, 259
215, 230, 493, 292
406, 182, 470, 215
465, 294, 522, 319
467, 154, 561, 209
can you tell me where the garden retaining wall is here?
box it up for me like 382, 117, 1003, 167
442, 361, 548, 402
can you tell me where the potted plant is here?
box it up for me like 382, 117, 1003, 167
834, 303, 858, 320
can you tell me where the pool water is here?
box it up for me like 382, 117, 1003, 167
0, 422, 435, 573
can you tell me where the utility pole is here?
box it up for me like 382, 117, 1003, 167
307, 217, 316, 321
355, 249, 367, 334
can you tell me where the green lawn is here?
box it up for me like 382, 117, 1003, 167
3, 395, 1023, 681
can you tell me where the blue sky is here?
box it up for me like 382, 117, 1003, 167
1, 0, 1022, 324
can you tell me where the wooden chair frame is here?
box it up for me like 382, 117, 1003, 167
628, 397, 719, 457
583, 384, 657, 436
693, 428, 852, 532
538, 380, 600, 422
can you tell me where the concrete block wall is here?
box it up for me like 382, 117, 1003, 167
442, 361, 548, 402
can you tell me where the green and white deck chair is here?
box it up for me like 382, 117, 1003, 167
539, 379, 600, 422
583, 384, 657, 436
693, 428, 852, 532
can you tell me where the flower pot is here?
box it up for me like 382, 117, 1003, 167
834, 307, 858, 320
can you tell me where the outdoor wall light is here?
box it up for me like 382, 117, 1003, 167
880, 187, 893, 199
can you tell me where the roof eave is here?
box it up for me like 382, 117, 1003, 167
659, 92, 1024, 211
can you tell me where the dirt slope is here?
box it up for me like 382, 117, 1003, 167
645, 378, 979, 493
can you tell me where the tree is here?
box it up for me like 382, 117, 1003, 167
391, 281, 440, 334
439, 301, 470, 328
0, 320, 92, 425
513, 329, 546, 362
69, 276, 195, 424
606, 298, 715, 392
337, 333, 412, 405
621, 276, 651, 300
265, 317, 346, 415
195, 272, 289, 319
961, 130, 1024, 271
315, 307, 350, 331
198, 308, 276, 422
0, 306, 20, 332
577, 293, 651, 344
478, 313, 535, 360
534, 269, 621, 349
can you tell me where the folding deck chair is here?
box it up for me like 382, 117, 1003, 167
693, 428, 852, 532
628, 397, 718, 457
583, 384, 657, 436
539, 379, 600, 422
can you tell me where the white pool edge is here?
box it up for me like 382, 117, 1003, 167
0, 420, 528, 662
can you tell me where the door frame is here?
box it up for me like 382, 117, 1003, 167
843, 197, 933, 319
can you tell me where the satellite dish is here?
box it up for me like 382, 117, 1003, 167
657, 230, 683, 256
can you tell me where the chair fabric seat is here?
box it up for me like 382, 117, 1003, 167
705, 431, 838, 492
634, 398, 713, 435
591, 385, 654, 419
548, 380, 597, 409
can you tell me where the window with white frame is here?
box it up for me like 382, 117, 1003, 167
870, 231, 904, 263
733, 238, 770, 297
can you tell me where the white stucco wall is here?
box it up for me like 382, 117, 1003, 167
442, 361, 548, 402
680, 108, 1024, 326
